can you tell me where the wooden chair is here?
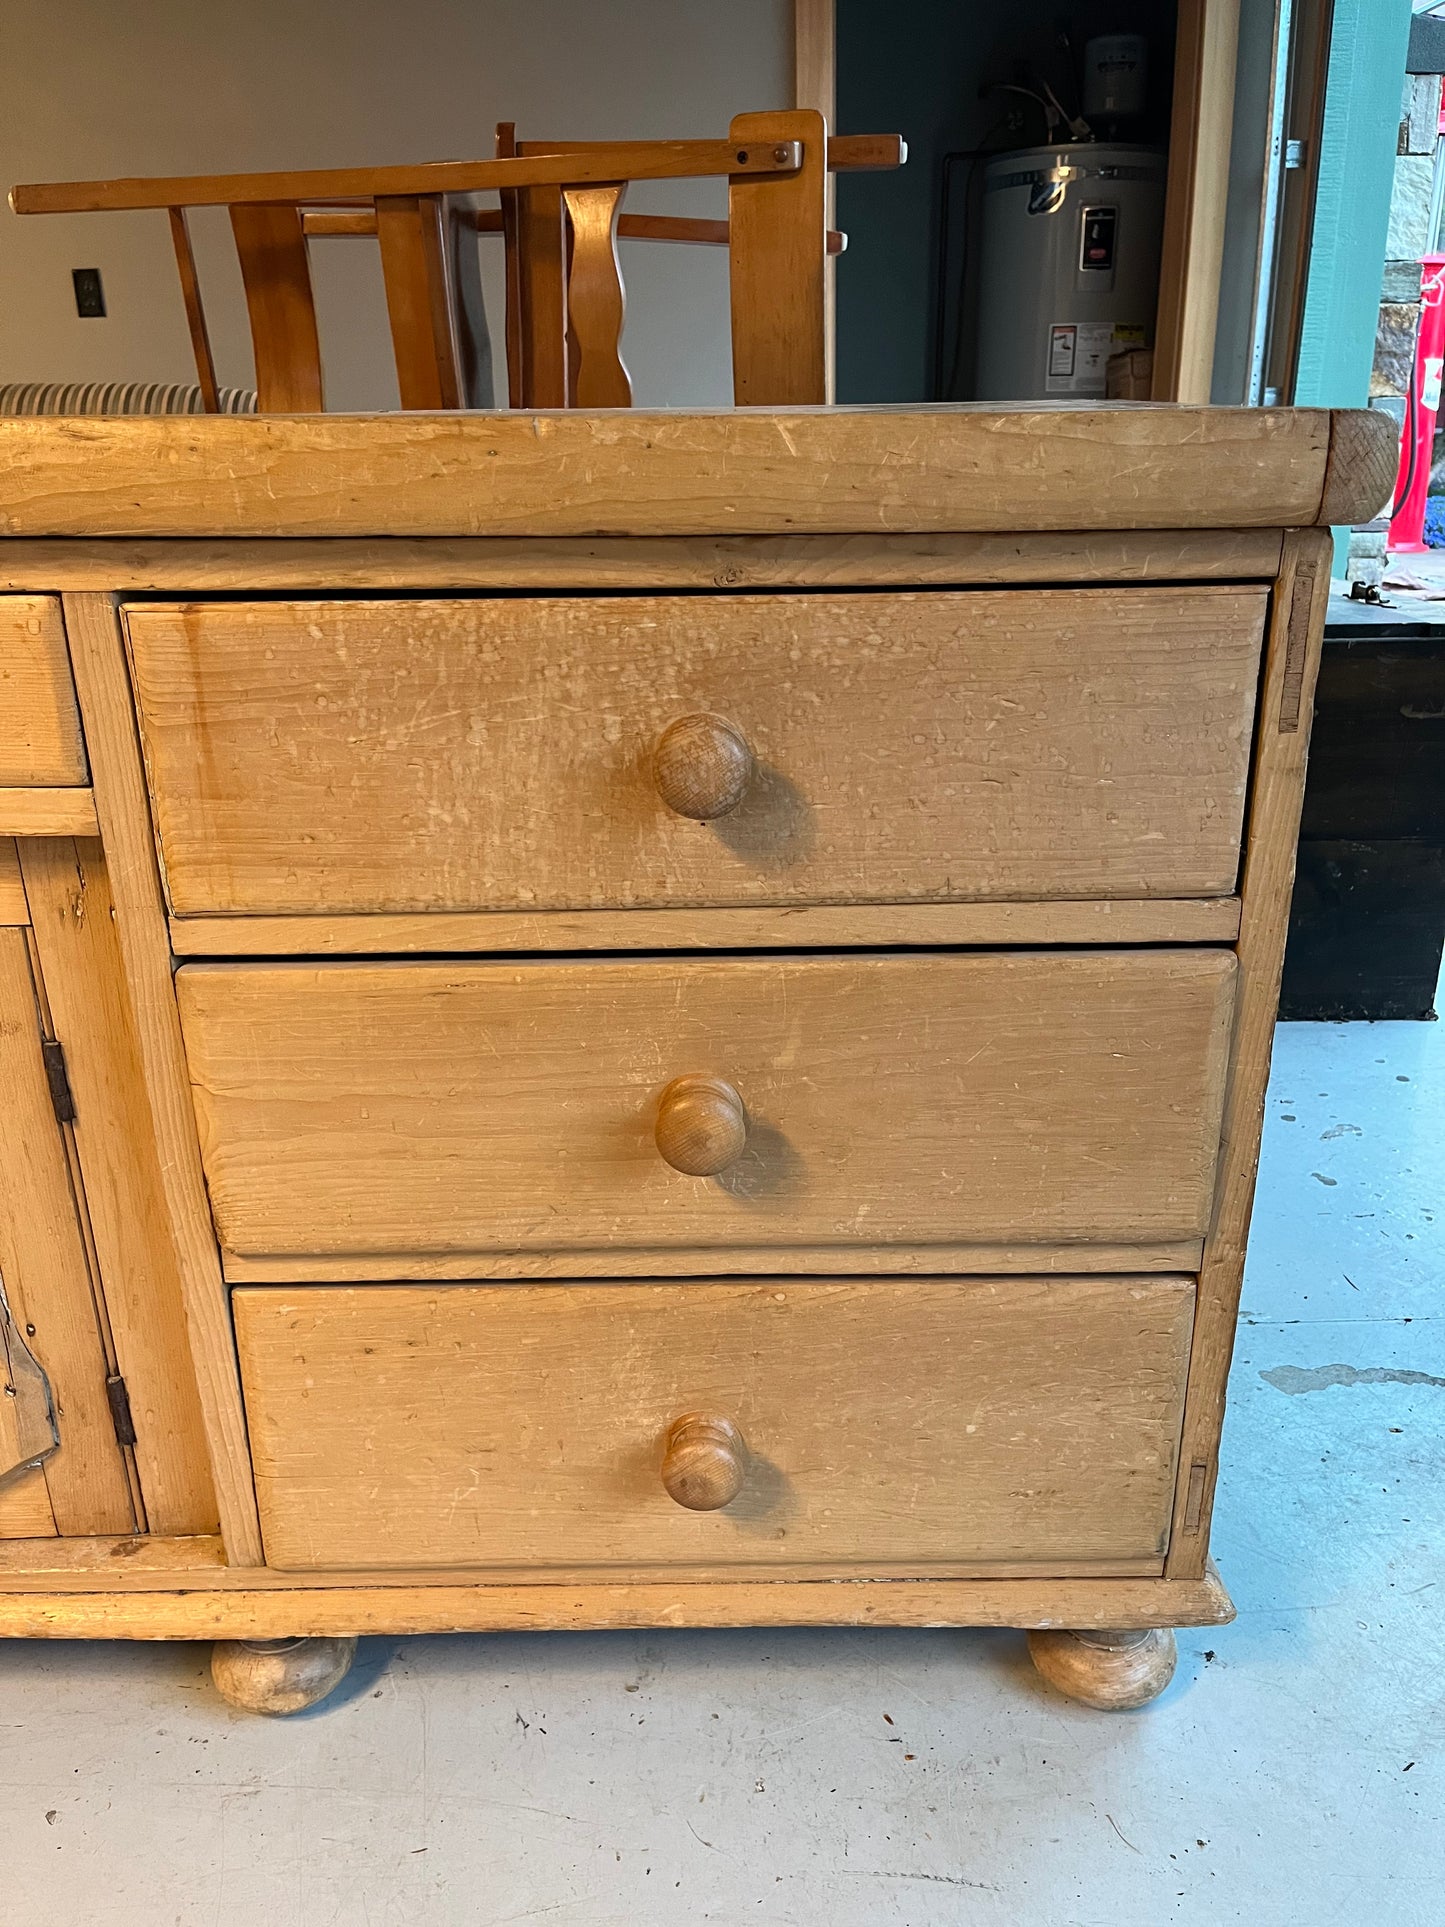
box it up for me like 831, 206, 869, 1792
11, 113, 903, 413
490, 117, 899, 408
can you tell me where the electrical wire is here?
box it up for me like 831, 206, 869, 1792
934, 150, 979, 401
990, 83, 1059, 139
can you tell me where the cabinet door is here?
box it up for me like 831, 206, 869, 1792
0, 928, 134, 1536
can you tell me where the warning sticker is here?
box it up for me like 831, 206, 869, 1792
1045, 321, 1143, 396
1048, 325, 1078, 379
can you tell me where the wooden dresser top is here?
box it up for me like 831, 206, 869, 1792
0, 404, 1394, 540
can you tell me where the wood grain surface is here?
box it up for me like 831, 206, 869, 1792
1167, 529, 1334, 1575
728, 109, 828, 405
0, 1566, 1235, 1637
176, 950, 1236, 1263
18, 839, 218, 1534
126, 588, 1264, 916
0, 409, 1369, 538
61, 593, 264, 1563
0, 840, 25, 923
0, 596, 86, 784
0, 529, 1287, 592
167, 899, 1242, 958
234, 1277, 1194, 1571
0, 789, 98, 835
0, 930, 134, 1534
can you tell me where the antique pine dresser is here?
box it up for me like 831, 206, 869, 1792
0, 404, 1392, 1713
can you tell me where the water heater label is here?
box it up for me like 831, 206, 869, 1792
1046, 321, 1114, 393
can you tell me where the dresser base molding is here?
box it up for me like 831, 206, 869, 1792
0, 1560, 1234, 1639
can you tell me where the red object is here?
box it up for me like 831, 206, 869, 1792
1388, 251, 1445, 553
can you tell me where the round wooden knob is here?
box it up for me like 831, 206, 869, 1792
654, 1074, 748, 1177
652, 713, 754, 820
661, 1413, 747, 1510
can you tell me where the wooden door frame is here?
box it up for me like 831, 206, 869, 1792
1263, 0, 1337, 403
794, 0, 835, 125
1153, 0, 1245, 401
794, 0, 838, 398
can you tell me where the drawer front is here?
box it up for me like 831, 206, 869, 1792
0, 596, 86, 785
235, 1276, 1195, 1572
126, 588, 1265, 916
178, 950, 1236, 1264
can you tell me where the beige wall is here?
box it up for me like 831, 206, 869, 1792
0, 0, 791, 408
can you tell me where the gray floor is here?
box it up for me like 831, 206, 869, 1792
3, 1012, 1441, 1925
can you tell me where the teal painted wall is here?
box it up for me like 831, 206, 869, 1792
1294, 0, 1413, 408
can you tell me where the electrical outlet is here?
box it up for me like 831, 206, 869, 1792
72, 268, 106, 318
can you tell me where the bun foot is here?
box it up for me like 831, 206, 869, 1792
1027, 1626, 1177, 1710
211, 1635, 358, 1715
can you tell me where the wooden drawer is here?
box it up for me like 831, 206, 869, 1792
178, 949, 1235, 1269
0, 596, 86, 785
234, 1276, 1196, 1573
125, 588, 1265, 916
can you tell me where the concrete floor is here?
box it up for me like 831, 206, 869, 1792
2, 1014, 1441, 1925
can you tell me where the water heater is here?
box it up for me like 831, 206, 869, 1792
973, 143, 1166, 402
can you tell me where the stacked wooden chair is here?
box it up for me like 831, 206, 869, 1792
12, 112, 904, 411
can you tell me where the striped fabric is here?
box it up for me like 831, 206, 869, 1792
0, 380, 257, 415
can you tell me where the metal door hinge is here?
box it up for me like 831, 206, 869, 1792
41, 1038, 76, 1126
1284, 138, 1306, 171
105, 1373, 137, 1448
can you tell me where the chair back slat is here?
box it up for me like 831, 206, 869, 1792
168, 208, 221, 412
495, 123, 527, 407
727, 109, 828, 406
229, 204, 324, 411
376, 194, 462, 409
446, 199, 493, 409
514, 186, 569, 406
563, 184, 631, 408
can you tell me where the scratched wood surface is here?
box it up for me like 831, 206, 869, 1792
126, 588, 1265, 916
0, 529, 1287, 593
234, 1276, 1195, 1572
0, 596, 87, 785
0, 407, 1390, 538
1167, 529, 1335, 1575
165, 898, 1242, 961
19, 839, 218, 1534
0, 1566, 1234, 1635
0, 930, 134, 1535
0, 840, 25, 923
62, 593, 263, 1563
177, 949, 1236, 1263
